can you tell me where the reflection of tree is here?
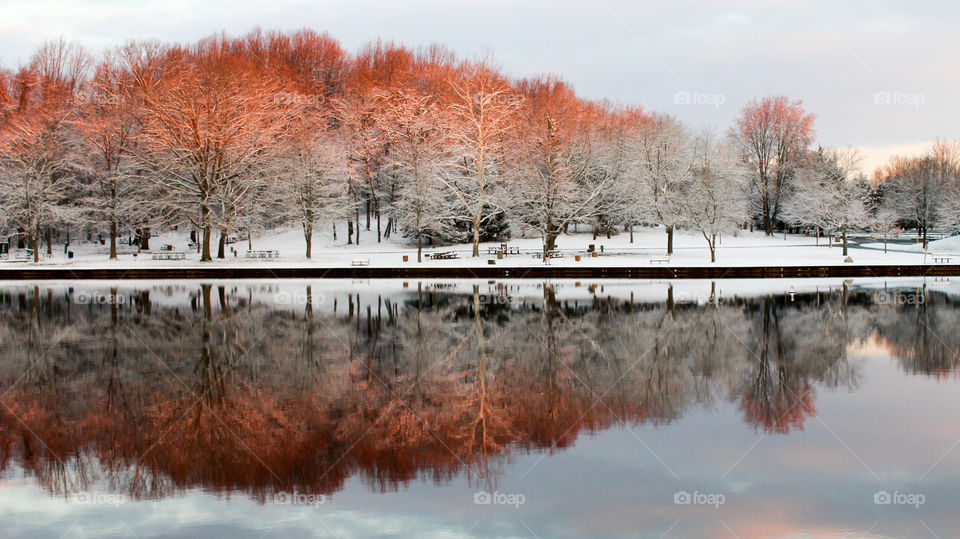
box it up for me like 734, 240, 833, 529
875, 289, 960, 377
0, 282, 889, 503
738, 294, 860, 434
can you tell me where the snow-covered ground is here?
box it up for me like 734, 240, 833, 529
2, 226, 957, 268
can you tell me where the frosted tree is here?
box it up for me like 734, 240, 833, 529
276, 131, 350, 258
384, 91, 453, 262
783, 147, 869, 256
512, 77, 617, 256
735, 96, 816, 235
443, 63, 522, 257
127, 39, 293, 261
335, 86, 388, 245
75, 51, 140, 258
877, 142, 959, 249
680, 131, 749, 262
0, 40, 88, 262
629, 114, 692, 255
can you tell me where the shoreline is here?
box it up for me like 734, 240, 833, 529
0, 264, 958, 280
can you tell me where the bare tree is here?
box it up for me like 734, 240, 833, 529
630, 114, 691, 255
277, 131, 350, 258
127, 39, 293, 261
681, 131, 749, 262
384, 91, 454, 262
0, 40, 89, 262
443, 63, 522, 257
783, 147, 868, 256
735, 96, 815, 235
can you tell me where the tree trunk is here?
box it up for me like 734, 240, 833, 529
304, 223, 313, 259
842, 230, 848, 256
629, 224, 634, 244
666, 226, 674, 255
45, 227, 52, 255
763, 213, 773, 236
710, 234, 717, 263
376, 211, 381, 243
472, 214, 481, 257
355, 209, 361, 245
30, 234, 38, 263
417, 234, 423, 263
218, 230, 226, 259
201, 226, 212, 261
109, 218, 118, 259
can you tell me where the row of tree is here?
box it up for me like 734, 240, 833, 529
2, 30, 959, 263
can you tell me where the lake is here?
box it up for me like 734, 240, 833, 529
0, 278, 957, 538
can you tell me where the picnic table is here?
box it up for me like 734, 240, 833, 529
245, 250, 279, 259
932, 253, 952, 264
649, 256, 670, 265
152, 251, 186, 260
487, 245, 521, 255
351, 258, 370, 266
14, 250, 50, 260
427, 251, 459, 260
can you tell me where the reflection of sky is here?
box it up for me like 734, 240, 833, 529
2, 347, 958, 538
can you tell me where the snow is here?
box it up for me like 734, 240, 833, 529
1, 225, 955, 269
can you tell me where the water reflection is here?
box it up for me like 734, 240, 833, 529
0, 279, 957, 533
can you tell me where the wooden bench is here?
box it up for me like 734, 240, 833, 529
650, 257, 670, 265
245, 250, 279, 259
151, 251, 186, 260
351, 258, 370, 266
932, 254, 952, 264
428, 251, 459, 260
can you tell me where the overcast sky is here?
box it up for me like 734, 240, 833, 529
2, 0, 956, 173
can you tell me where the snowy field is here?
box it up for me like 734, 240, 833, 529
2, 225, 958, 269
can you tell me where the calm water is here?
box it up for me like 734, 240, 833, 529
0, 278, 958, 538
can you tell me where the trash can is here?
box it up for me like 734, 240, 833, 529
68, 251, 74, 259
403, 255, 408, 262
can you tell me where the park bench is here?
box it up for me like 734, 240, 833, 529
245, 250, 279, 259
151, 251, 186, 260
932, 253, 952, 264
428, 251, 459, 260
187, 242, 199, 250
351, 258, 370, 266
650, 256, 670, 265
